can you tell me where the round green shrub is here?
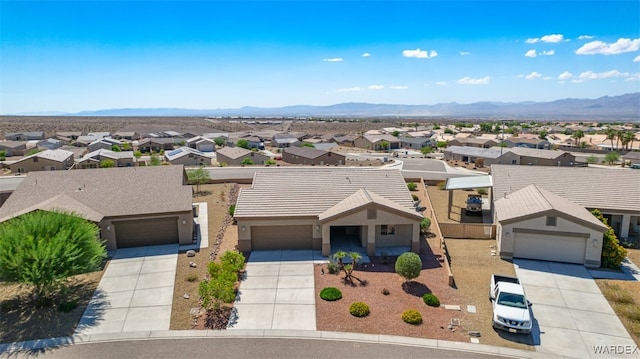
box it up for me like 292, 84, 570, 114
320, 287, 342, 301
423, 293, 440, 307
411, 194, 419, 201
381, 288, 390, 295
402, 309, 423, 325
349, 302, 370, 317
395, 252, 423, 282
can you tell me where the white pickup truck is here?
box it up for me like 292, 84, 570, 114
489, 274, 532, 334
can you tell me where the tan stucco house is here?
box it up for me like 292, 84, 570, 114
234, 169, 423, 256
0, 166, 194, 249
75, 149, 135, 169
282, 146, 346, 165
495, 184, 607, 267
215, 146, 270, 166
9, 149, 74, 173
164, 146, 212, 166
353, 134, 400, 150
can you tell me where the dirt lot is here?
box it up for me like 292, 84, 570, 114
627, 248, 640, 268
0, 265, 105, 343
426, 185, 487, 224
170, 183, 245, 330
444, 159, 491, 173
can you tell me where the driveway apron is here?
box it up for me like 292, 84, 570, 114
228, 250, 322, 330
75, 244, 178, 335
514, 259, 637, 359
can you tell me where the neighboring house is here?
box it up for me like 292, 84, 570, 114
74, 135, 101, 147
282, 146, 346, 165
0, 141, 28, 156
443, 146, 504, 166
234, 169, 423, 256
272, 133, 301, 148
498, 147, 576, 166
59, 145, 88, 159
9, 149, 74, 173
491, 165, 640, 240
215, 146, 270, 165
37, 138, 63, 151
331, 135, 357, 147
75, 149, 135, 169
353, 134, 400, 150
112, 131, 140, 141
164, 147, 212, 166
87, 132, 111, 139
448, 137, 497, 148
623, 151, 640, 165
88, 137, 122, 153
186, 136, 216, 152
5, 132, 45, 141
137, 138, 176, 153
56, 131, 82, 143
399, 135, 433, 149
313, 142, 339, 151
494, 184, 607, 267
227, 135, 264, 150
0, 166, 194, 250
504, 137, 551, 149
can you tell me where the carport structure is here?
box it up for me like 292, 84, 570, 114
234, 169, 423, 256
443, 175, 493, 220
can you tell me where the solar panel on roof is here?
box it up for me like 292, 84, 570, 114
167, 149, 183, 157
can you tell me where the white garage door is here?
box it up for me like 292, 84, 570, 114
513, 232, 586, 264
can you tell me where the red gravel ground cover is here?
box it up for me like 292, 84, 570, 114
315, 238, 471, 342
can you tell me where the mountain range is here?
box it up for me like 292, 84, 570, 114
15, 93, 640, 119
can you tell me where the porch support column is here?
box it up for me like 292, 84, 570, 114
322, 224, 331, 256
620, 214, 631, 238
411, 223, 420, 253
448, 190, 453, 220
367, 224, 376, 257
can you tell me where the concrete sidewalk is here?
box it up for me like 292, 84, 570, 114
75, 244, 178, 335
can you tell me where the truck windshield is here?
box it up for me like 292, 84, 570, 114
497, 293, 527, 308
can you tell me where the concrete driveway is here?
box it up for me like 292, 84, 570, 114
514, 259, 637, 358
228, 250, 322, 331
75, 244, 178, 335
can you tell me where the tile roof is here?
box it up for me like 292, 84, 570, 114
164, 146, 210, 161
216, 146, 254, 159
15, 149, 74, 163
78, 149, 134, 161
491, 164, 640, 212
495, 184, 607, 231
319, 188, 423, 222
284, 146, 333, 159
0, 166, 192, 223
363, 134, 399, 143
498, 147, 571, 160
445, 146, 504, 159
234, 169, 418, 219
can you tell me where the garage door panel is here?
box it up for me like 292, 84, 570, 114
251, 225, 312, 250
115, 217, 179, 248
513, 233, 586, 264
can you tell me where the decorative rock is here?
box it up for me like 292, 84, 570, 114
183, 294, 190, 299
468, 331, 481, 337
190, 307, 200, 316
189, 262, 197, 268
186, 250, 196, 257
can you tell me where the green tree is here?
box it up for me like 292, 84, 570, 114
444, 128, 453, 134
214, 137, 226, 147
99, 159, 115, 168
436, 141, 448, 148
331, 250, 361, 283
27, 148, 42, 156
379, 141, 390, 151
572, 130, 584, 148
591, 209, 627, 269
480, 123, 493, 133
420, 146, 432, 156
391, 130, 400, 137
538, 130, 548, 140
605, 151, 619, 164
301, 143, 315, 148
220, 250, 246, 273
586, 155, 598, 164
265, 159, 276, 166
605, 128, 617, 150
122, 143, 132, 151
0, 150, 6, 161
407, 182, 418, 191
133, 150, 142, 159
395, 252, 422, 283
187, 167, 210, 194
420, 217, 431, 233
150, 154, 162, 166
241, 157, 254, 166
111, 144, 121, 152
0, 211, 106, 301
236, 139, 250, 149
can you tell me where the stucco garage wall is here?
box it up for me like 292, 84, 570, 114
236, 218, 322, 252
497, 214, 603, 267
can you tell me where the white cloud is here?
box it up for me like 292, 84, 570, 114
526, 49, 555, 57
543, 77, 553, 80
526, 34, 564, 44
626, 73, 640, 81
575, 38, 640, 55
633, 55, 640, 62
459, 51, 470, 56
573, 70, 630, 83
334, 87, 361, 92
525, 72, 542, 80
368, 84, 384, 90
525, 49, 537, 58
457, 76, 490, 85
558, 71, 573, 80
578, 35, 594, 40
361, 52, 371, 57
402, 48, 438, 59
323, 57, 343, 62
390, 85, 408, 90
541, 50, 555, 56
435, 81, 448, 86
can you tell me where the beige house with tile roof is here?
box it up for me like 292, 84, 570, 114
215, 146, 270, 165
0, 166, 194, 249
9, 149, 74, 173
495, 184, 607, 267
234, 169, 423, 256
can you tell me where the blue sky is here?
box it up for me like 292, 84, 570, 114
1, 0, 639, 114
